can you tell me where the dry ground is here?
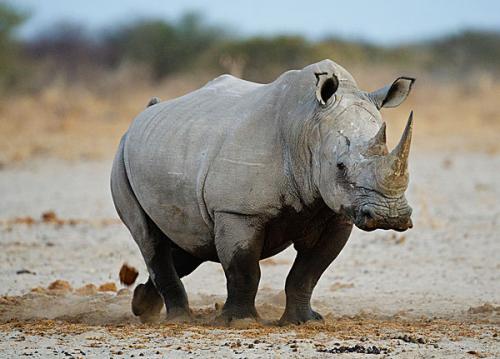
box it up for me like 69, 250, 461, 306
0, 75, 499, 357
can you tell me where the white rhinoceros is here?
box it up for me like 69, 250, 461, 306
111, 59, 415, 325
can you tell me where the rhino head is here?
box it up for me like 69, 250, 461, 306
311, 68, 415, 232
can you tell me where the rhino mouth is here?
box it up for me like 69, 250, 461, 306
354, 208, 413, 232
348, 191, 413, 232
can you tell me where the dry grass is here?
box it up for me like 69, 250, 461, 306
0, 72, 499, 165
383, 79, 500, 154
0, 74, 206, 164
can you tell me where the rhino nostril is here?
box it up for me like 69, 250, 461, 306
361, 205, 375, 220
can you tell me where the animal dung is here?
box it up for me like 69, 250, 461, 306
41, 281, 119, 294
98, 282, 118, 292
119, 263, 139, 286
41, 210, 58, 223
47, 280, 72, 292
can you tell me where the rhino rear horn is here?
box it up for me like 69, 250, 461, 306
365, 122, 388, 155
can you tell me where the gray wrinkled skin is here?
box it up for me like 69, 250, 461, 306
111, 59, 415, 325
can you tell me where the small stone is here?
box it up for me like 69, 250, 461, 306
16, 269, 36, 275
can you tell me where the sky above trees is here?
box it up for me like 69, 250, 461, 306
10, 0, 500, 45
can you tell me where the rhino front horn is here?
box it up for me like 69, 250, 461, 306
374, 112, 413, 195
390, 111, 413, 175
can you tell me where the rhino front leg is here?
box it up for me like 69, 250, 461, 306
279, 219, 352, 325
214, 212, 264, 325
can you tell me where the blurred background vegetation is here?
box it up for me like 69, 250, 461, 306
0, 2, 499, 164
1, 2, 500, 93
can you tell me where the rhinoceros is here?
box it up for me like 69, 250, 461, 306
111, 59, 415, 325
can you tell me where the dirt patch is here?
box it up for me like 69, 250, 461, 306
1, 290, 497, 334
0, 139, 499, 356
1, 298, 497, 358
0, 211, 120, 230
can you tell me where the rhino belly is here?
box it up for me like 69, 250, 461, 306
128, 162, 216, 259
149, 197, 216, 260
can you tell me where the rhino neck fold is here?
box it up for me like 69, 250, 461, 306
269, 68, 323, 210
278, 111, 321, 209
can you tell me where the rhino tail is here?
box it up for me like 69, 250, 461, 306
146, 97, 161, 108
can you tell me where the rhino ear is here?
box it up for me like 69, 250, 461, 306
315, 72, 339, 105
369, 77, 415, 109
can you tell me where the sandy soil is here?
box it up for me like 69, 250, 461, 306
0, 150, 499, 358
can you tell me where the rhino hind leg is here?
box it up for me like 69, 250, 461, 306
171, 245, 204, 277
131, 248, 202, 323
111, 136, 192, 322
279, 219, 352, 325
131, 278, 163, 323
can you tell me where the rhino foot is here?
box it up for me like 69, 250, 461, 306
279, 308, 324, 326
213, 306, 261, 327
165, 307, 193, 323
132, 281, 164, 323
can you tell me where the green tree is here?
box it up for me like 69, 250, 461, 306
111, 12, 224, 79
213, 35, 319, 82
0, 3, 26, 88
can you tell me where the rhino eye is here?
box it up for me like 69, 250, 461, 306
337, 162, 346, 171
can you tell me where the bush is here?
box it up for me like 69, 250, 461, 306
0, 4, 27, 89
209, 35, 320, 82
2, 2, 500, 91
109, 13, 225, 79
